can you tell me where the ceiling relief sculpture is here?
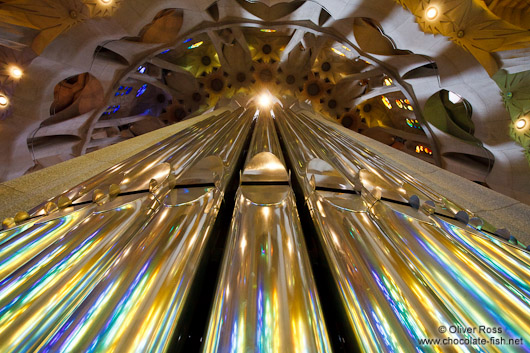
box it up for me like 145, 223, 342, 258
396, 0, 530, 76
0, 0, 90, 54
0, 0, 528, 202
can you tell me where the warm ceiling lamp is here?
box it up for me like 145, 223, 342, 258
100, 0, 112, 4
515, 118, 527, 130
426, 7, 438, 20
0, 94, 8, 107
448, 91, 462, 104
10, 66, 22, 79
257, 92, 273, 108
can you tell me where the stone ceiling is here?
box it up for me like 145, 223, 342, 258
0, 0, 528, 203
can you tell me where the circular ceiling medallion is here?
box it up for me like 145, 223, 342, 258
236, 72, 247, 82
327, 99, 337, 109
307, 82, 321, 96
201, 56, 212, 66
342, 115, 353, 128
211, 78, 224, 91
192, 92, 202, 102
321, 62, 331, 72
262, 44, 272, 54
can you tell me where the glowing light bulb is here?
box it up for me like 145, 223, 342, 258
448, 91, 462, 104
515, 118, 527, 130
0, 94, 8, 107
426, 7, 438, 20
10, 66, 22, 79
100, 0, 112, 4
257, 92, 273, 108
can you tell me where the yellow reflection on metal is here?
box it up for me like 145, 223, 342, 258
275, 108, 530, 353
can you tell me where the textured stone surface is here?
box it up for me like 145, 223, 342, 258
0, 109, 224, 222
0, 185, 36, 221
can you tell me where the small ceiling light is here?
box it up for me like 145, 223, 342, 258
0, 94, 8, 107
426, 7, 438, 20
257, 92, 273, 108
515, 118, 527, 130
10, 66, 22, 79
100, 0, 112, 4
448, 91, 463, 104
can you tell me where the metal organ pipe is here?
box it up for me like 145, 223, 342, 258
0, 108, 253, 352
203, 109, 332, 353
29, 108, 244, 215
274, 107, 530, 353
0, 104, 529, 353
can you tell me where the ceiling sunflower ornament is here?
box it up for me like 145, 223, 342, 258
249, 36, 283, 63
200, 69, 233, 106
179, 43, 221, 78
313, 47, 349, 84
493, 69, 530, 117
493, 69, 530, 164
165, 70, 207, 114
226, 68, 254, 94
321, 89, 354, 121
160, 102, 189, 125
0, 0, 89, 54
222, 42, 254, 93
181, 88, 207, 113
339, 111, 363, 131
300, 72, 332, 111
276, 67, 305, 97
83, 0, 122, 17
357, 96, 395, 129
252, 61, 280, 91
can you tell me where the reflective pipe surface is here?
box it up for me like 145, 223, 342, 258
204, 110, 331, 353
0, 107, 253, 352
28, 108, 242, 215
2, 103, 529, 353
245, 109, 285, 165
295, 110, 471, 214
277, 108, 530, 353
290, 109, 453, 206
242, 109, 289, 183
203, 185, 331, 353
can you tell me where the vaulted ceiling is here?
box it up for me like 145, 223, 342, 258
0, 0, 528, 203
